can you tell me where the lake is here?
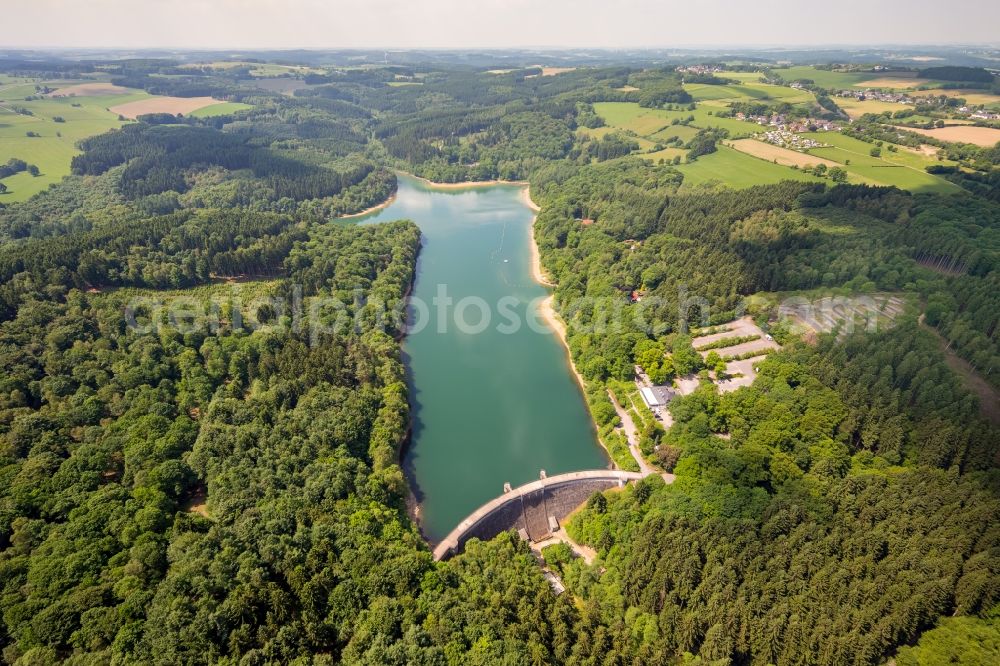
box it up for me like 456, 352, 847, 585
356, 174, 607, 541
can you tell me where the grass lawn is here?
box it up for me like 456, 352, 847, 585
0, 87, 146, 201
676, 145, 823, 189
188, 102, 254, 117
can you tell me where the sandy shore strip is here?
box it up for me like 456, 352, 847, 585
524, 188, 591, 398
336, 191, 398, 219
379, 172, 584, 391
402, 172, 530, 190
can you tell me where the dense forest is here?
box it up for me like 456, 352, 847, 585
1, 55, 998, 665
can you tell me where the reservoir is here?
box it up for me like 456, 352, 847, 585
357, 174, 607, 541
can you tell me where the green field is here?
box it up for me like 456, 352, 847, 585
0, 86, 147, 201
593, 102, 769, 139
719, 72, 768, 83
189, 102, 254, 117
649, 124, 700, 143
592, 102, 833, 188
642, 147, 687, 163
685, 83, 771, 101
591, 101, 960, 193
676, 145, 823, 189
577, 125, 657, 150
685, 82, 815, 105
775, 66, 878, 89
803, 132, 961, 193
835, 97, 914, 119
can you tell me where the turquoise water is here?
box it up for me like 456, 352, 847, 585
357, 175, 607, 541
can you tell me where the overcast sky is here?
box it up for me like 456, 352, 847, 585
2, 0, 998, 49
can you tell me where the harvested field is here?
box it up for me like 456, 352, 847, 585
897, 125, 1000, 147
910, 89, 1000, 107
863, 76, 930, 88
48, 82, 131, 97
728, 139, 840, 168
836, 97, 912, 119
109, 96, 226, 119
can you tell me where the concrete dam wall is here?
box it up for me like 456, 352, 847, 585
432, 470, 644, 560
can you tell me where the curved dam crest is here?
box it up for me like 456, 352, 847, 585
355, 175, 608, 542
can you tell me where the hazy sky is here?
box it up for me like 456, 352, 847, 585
2, 0, 998, 49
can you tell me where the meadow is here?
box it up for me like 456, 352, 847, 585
803, 132, 962, 193
0, 87, 148, 201
835, 97, 914, 119
775, 66, 878, 89
675, 145, 822, 189
686, 82, 815, 105
187, 101, 253, 117
588, 99, 962, 193
0, 76, 253, 200
727, 139, 840, 169
593, 101, 769, 138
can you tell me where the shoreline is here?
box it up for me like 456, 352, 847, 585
401, 171, 531, 190
335, 190, 398, 219
525, 187, 592, 403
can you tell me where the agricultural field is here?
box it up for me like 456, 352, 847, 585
593, 101, 770, 139
835, 96, 914, 119
684, 83, 771, 101
47, 82, 131, 97
188, 101, 253, 117
591, 102, 838, 188
0, 85, 149, 201
649, 124, 700, 143
897, 125, 1000, 147
727, 138, 840, 169
862, 76, 931, 89
774, 65, 878, 89
641, 147, 687, 163
685, 81, 815, 105
675, 145, 823, 189
577, 125, 657, 150
718, 71, 767, 83
109, 95, 235, 119
802, 131, 962, 193
909, 89, 1000, 108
